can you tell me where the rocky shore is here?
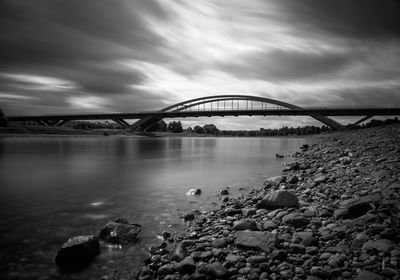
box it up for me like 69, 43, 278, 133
137, 124, 400, 280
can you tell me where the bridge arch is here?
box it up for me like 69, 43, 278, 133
131, 95, 342, 131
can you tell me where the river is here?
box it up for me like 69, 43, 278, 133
0, 135, 320, 279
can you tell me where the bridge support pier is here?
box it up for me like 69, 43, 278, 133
56, 120, 69, 127
37, 120, 51, 127
349, 115, 373, 128
37, 120, 68, 127
112, 118, 130, 129
130, 117, 162, 132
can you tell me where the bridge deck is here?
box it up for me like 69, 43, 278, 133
7, 107, 400, 122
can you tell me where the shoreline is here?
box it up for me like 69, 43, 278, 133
0, 126, 326, 139
135, 124, 400, 279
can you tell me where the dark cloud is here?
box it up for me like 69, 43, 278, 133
0, 0, 166, 64
279, 0, 400, 39
0, 0, 167, 97
220, 48, 353, 82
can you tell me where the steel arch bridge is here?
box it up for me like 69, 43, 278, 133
6, 95, 400, 130
130, 95, 342, 131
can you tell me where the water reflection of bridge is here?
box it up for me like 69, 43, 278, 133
6, 95, 400, 131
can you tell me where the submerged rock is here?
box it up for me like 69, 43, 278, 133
187, 188, 201, 195
220, 188, 230, 195
99, 218, 142, 244
55, 235, 100, 269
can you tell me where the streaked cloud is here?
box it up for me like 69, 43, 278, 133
0, 0, 399, 128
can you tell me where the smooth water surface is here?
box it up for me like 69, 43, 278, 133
0, 136, 320, 279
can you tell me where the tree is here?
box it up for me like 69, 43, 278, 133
203, 124, 219, 135
147, 120, 168, 132
167, 121, 183, 133
193, 125, 204, 134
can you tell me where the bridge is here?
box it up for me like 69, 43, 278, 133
5, 95, 400, 131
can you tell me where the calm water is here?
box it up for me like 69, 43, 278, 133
0, 136, 320, 279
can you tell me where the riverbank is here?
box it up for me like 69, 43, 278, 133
0, 126, 325, 138
136, 124, 400, 279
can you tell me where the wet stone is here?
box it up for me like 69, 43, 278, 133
98, 220, 142, 244
55, 235, 100, 269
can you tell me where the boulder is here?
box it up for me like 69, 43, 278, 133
346, 199, 372, 218
179, 256, 196, 275
286, 162, 300, 171
257, 190, 299, 210
362, 239, 394, 254
223, 207, 242, 216
55, 235, 100, 268
225, 253, 245, 262
211, 237, 231, 248
300, 144, 309, 151
357, 270, 383, 280
263, 176, 285, 188
282, 214, 310, 228
234, 231, 278, 253
232, 219, 258, 231
292, 231, 315, 247
208, 262, 228, 278
169, 243, 187, 261
99, 219, 141, 244
242, 208, 257, 217
288, 175, 299, 184
158, 264, 174, 275
289, 243, 306, 254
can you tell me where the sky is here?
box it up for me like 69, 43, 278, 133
1, 0, 400, 129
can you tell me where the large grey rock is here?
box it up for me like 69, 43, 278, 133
362, 239, 394, 254
55, 235, 100, 268
346, 199, 372, 218
99, 219, 141, 244
357, 270, 383, 280
257, 190, 299, 209
234, 231, 278, 253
